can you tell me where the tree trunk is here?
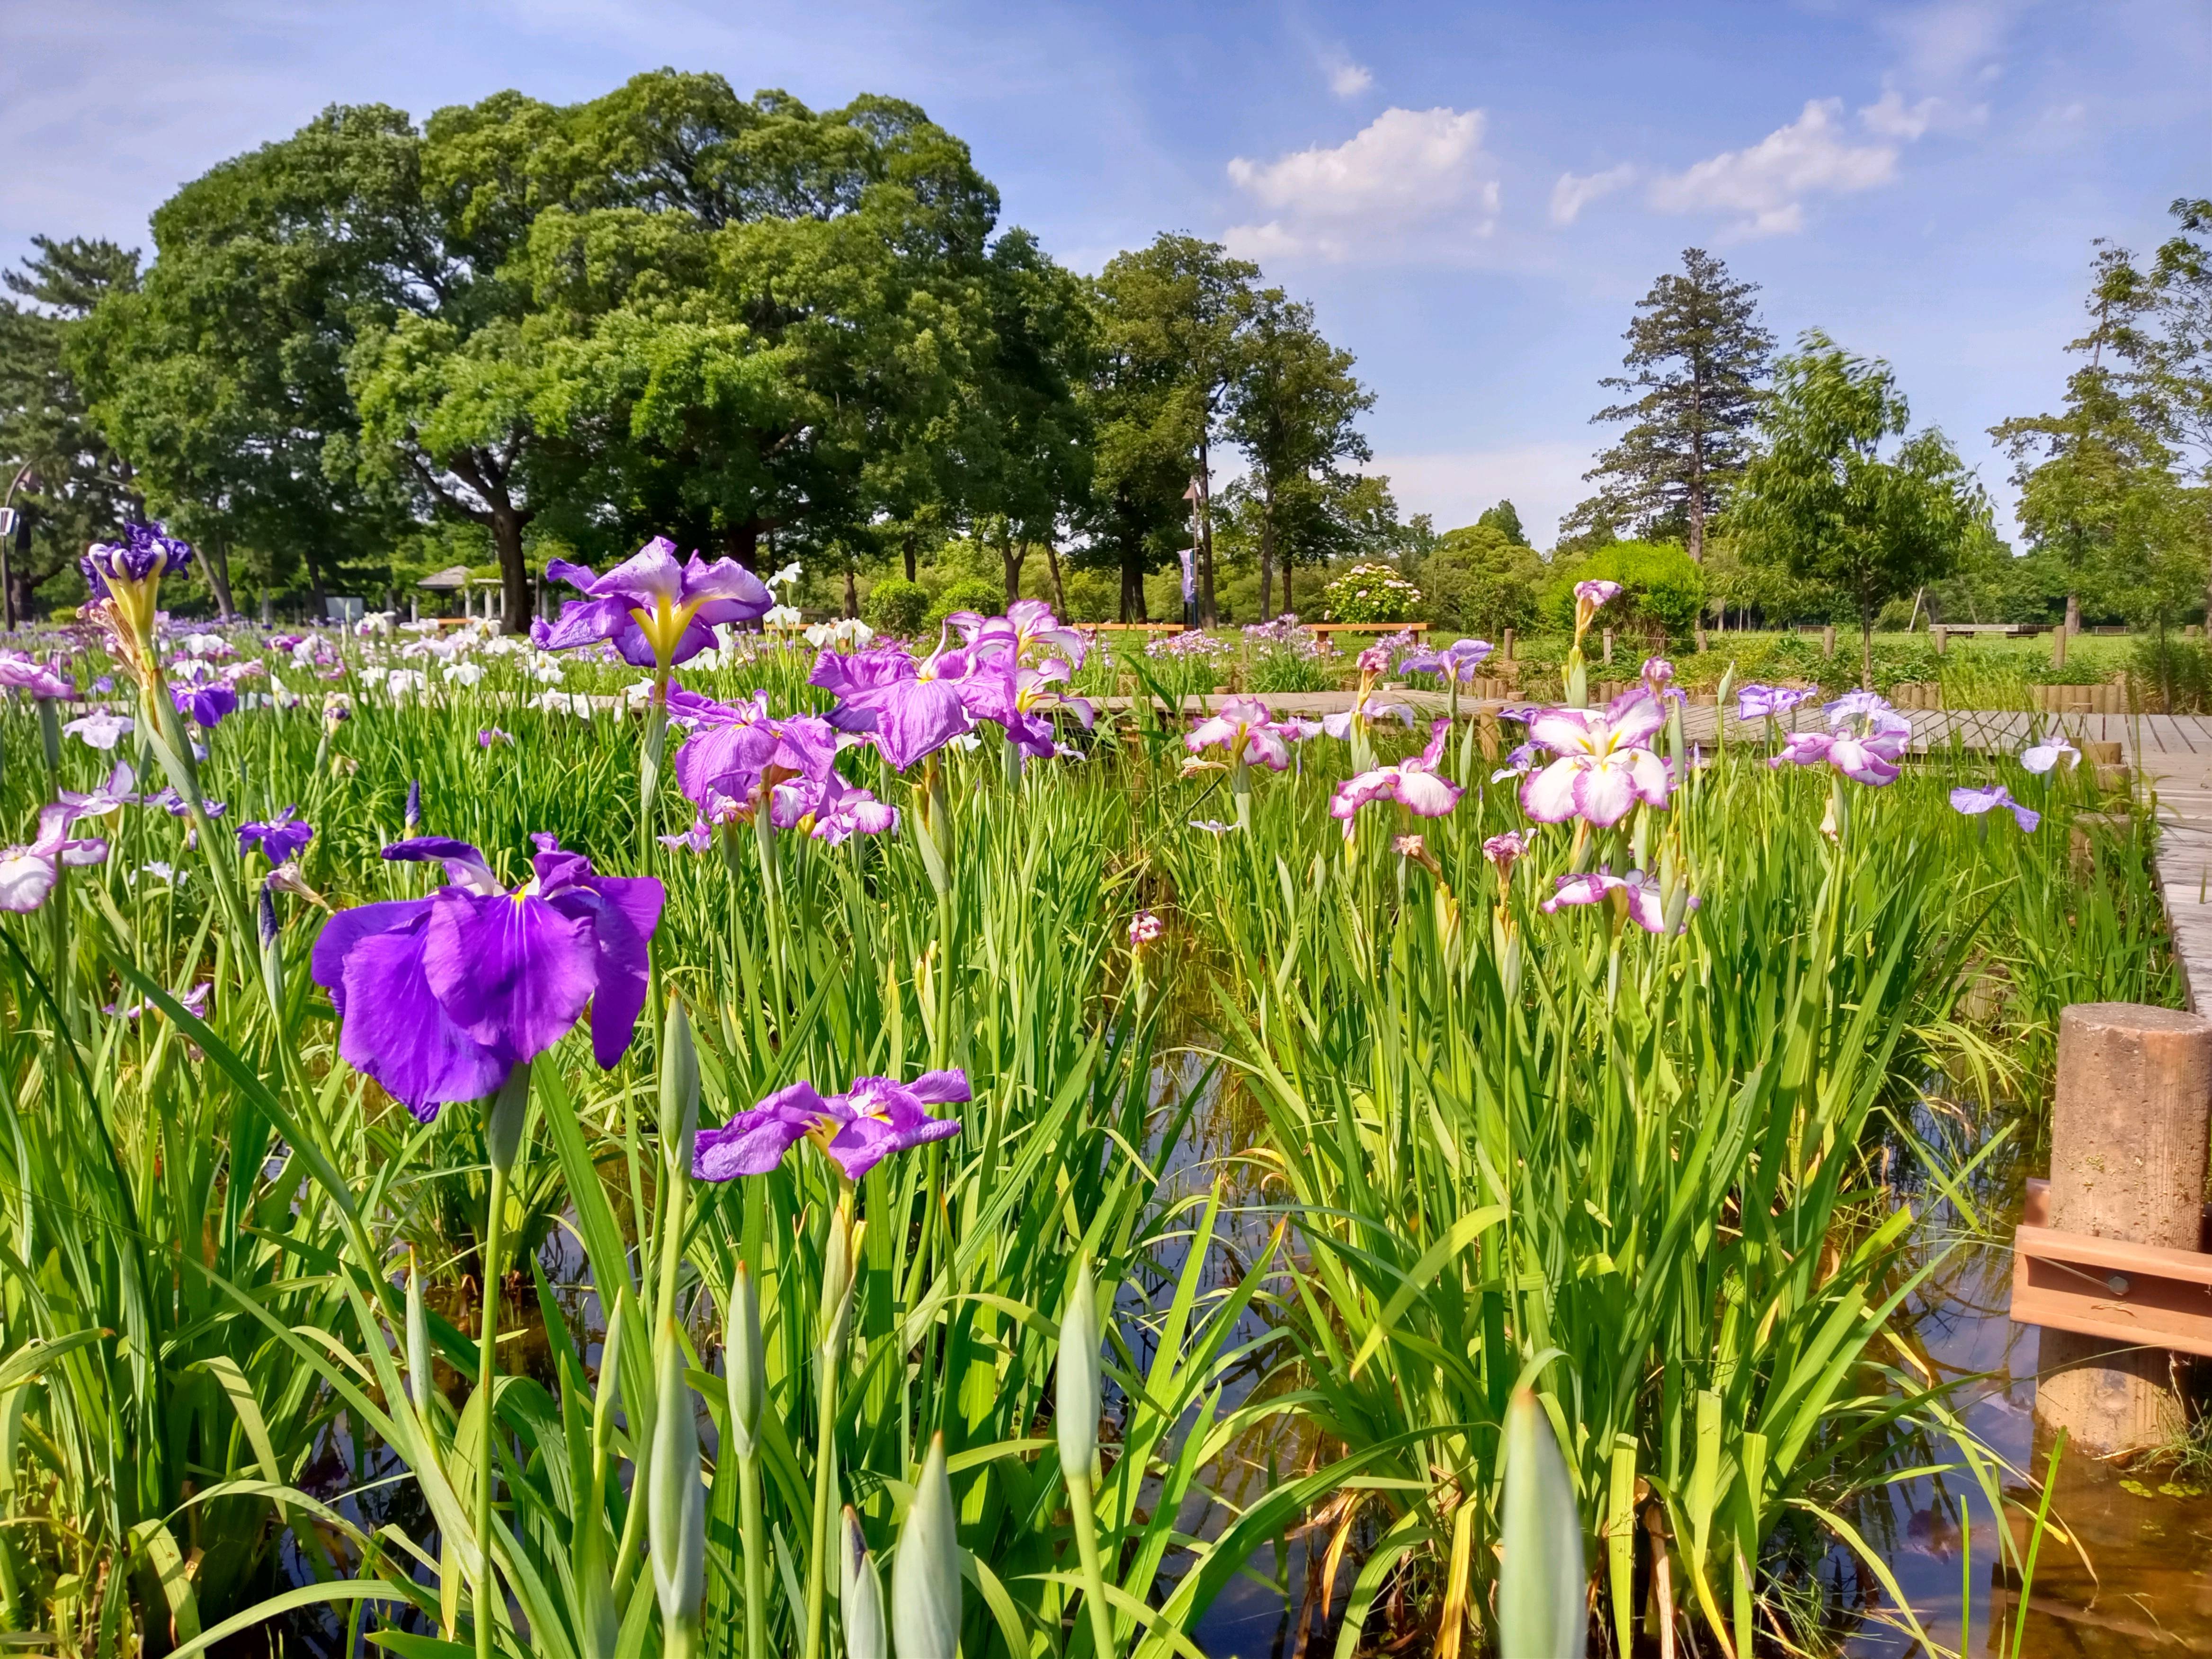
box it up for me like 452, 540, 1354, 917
1196, 437, 1218, 627
1860, 604, 1874, 692
999, 523, 1024, 604
1119, 541, 1148, 623
1043, 538, 1068, 616
202, 539, 239, 624
304, 545, 328, 615
723, 522, 761, 571
1258, 478, 1277, 620
1282, 553, 1292, 616
844, 565, 858, 619
2065, 590, 2081, 637
492, 506, 531, 635
903, 531, 918, 584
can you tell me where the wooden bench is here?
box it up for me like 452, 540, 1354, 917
1301, 621, 1431, 637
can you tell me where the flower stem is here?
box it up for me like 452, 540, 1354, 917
1067, 1470, 1117, 1659
740, 1449, 767, 1659
473, 1153, 508, 1659
802, 1355, 840, 1659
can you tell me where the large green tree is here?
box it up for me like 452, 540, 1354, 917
1081, 236, 1264, 622
0, 238, 143, 622
84, 71, 1077, 631
1571, 248, 1772, 562
1222, 287, 1373, 619
1735, 331, 1987, 687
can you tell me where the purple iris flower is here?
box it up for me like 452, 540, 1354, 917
80, 521, 193, 596
1518, 690, 1671, 827
1400, 637, 1494, 683
949, 600, 1090, 669
1330, 719, 1463, 827
1770, 695, 1910, 787
671, 686, 839, 816
1736, 684, 1816, 722
1186, 697, 1292, 770
0, 803, 111, 913
693, 1069, 967, 1183
1541, 867, 1697, 935
404, 779, 421, 833
0, 652, 74, 700
544, 536, 773, 668
239, 807, 314, 865
309, 835, 663, 1121
1004, 660, 1095, 757
812, 638, 1012, 771
171, 675, 237, 729
769, 772, 900, 845
1950, 784, 2040, 832
479, 727, 513, 748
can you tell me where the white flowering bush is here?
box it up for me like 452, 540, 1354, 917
1322, 562, 1423, 624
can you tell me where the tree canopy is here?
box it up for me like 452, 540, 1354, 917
1571, 248, 1772, 562
1735, 330, 1987, 685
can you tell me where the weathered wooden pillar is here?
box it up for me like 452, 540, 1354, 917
1821, 624, 1835, 658
1601, 628, 1614, 665
2053, 625, 2069, 669
2035, 1003, 2212, 1454
1932, 624, 1948, 655
1501, 628, 1516, 663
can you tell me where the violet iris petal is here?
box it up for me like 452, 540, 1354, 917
1400, 637, 1494, 683
1519, 692, 1671, 826
821, 1074, 966, 1180
1950, 784, 2040, 832
545, 537, 772, 667
81, 521, 193, 596
0, 654, 73, 699
172, 682, 237, 729
311, 838, 664, 1119
692, 1086, 829, 1180
239, 807, 313, 864
1736, 684, 1815, 722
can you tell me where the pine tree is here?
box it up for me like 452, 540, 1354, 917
1578, 249, 1773, 561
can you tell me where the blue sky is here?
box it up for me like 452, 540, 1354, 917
2, 0, 2205, 544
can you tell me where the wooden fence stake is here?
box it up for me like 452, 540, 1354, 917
2031, 1002, 2212, 1454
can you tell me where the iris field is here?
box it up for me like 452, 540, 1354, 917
0, 533, 2179, 1658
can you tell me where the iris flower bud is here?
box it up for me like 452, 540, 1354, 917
405, 1250, 433, 1414
725, 1261, 764, 1461
820, 1199, 863, 1365
660, 999, 700, 1176
1057, 1259, 1102, 1482
890, 1434, 961, 1659
649, 1320, 706, 1646
404, 778, 421, 832
840, 1507, 885, 1659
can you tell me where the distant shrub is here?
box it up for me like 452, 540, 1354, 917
1543, 541, 1705, 648
928, 577, 1005, 628
863, 578, 930, 637
1323, 562, 1422, 624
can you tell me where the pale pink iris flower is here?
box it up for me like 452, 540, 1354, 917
1517, 691, 1671, 827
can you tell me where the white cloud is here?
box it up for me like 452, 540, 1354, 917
1882, 0, 2012, 85
1368, 442, 1595, 547
1224, 107, 1499, 262
1327, 57, 1374, 98
1859, 89, 1941, 139
1549, 163, 1636, 225
1648, 98, 1899, 238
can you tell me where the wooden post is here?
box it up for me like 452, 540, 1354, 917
2054, 624, 2069, 669
1821, 625, 1835, 659
2034, 1003, 2212, 1454
1694, 625, 1709, 654
1601, 628, 1614, 665
1501, 628, 1516, 663
1932, 624, 1947, 655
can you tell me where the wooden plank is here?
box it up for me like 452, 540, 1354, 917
2010, 1222, 2212, 1358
